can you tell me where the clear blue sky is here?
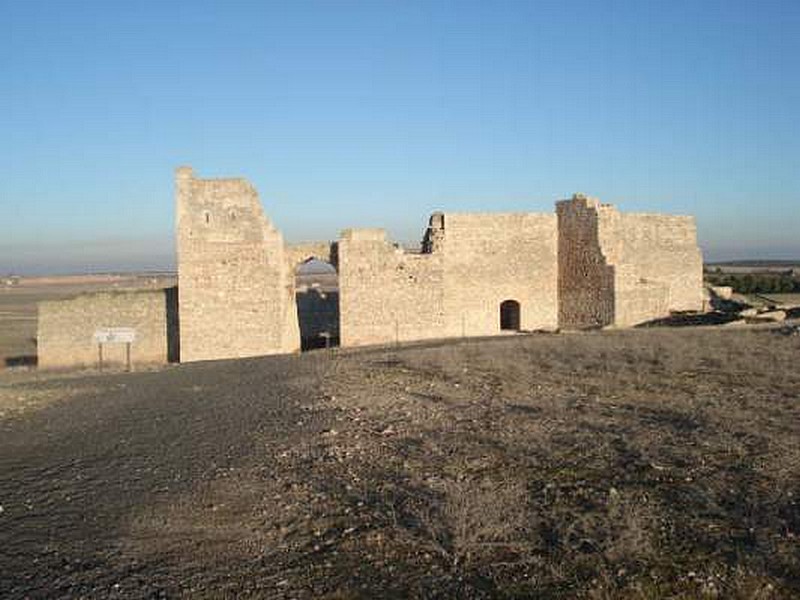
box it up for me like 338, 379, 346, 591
1, 0, 798, 274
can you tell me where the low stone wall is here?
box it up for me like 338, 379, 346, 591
338, 229, 445, 347
37, 287, 178, 370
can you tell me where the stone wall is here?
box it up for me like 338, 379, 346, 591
173, 169, 702, 354
557, 194, 703, 329
176, 167, 299, 362
38, 288, 177, 369
606, 212, 704, 326
338, 228, 445, 347
440, 213, 559, 337
557, 197, 616, 328
36, 167, 705, 368
338, 212, 559, 347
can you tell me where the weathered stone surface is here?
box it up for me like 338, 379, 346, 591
38, 169, 705, 366
711, 286, 734, 300
722, 318, 748, 327
338, 227, 444, 346
751, 310, 786, 322
37, 288, 178, 369
338, 213, 559, 347
176, 167, 299, 362
557, 195, 703, 329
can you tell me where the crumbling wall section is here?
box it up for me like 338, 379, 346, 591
38, 288, 177, 369
557, 194, 703, 329
338, 212, 558, 346
176, 167, 298, 362
338, 229, 444, 347
556, 197, 616, 328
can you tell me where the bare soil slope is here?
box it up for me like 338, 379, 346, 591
1, 328, 799, 598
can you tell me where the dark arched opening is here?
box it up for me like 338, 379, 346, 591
296, 258, 340, 350
500, 299, 521, 331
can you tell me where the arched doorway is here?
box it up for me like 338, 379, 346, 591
500, 299, 521, 331
296, 258, 340, 350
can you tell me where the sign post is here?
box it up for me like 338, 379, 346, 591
93, 328, 137, 372
320, 331, 331, 349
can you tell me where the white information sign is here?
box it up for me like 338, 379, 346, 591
93, 327, 136, 344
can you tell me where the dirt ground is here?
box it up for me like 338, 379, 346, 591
760, 294, 800, 306
1, 327, 799, 598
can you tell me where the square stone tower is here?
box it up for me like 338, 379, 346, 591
175, 167, 299, 362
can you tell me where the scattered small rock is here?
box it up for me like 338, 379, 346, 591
774, 324, 800, 336
722, 319, 747, 327
751, 310, 786, 322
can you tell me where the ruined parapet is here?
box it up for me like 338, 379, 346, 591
421, 212, 445, 254
39, 164, 707, 367
176, 167, 299, 361
557, 193, 703, 329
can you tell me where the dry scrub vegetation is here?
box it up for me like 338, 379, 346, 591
296, 328, 800, 597
1, 327, 798, 598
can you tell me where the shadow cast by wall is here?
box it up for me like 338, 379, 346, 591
165, 286, 180, 363
4, 355, 37, 368
635, 311, 741, 328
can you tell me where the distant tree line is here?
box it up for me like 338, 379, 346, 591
706, 272, 800, 294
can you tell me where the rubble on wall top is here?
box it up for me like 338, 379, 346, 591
340, 228, 387, 241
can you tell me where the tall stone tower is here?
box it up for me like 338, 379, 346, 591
175, 167, 299, 362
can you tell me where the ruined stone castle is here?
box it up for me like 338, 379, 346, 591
37, 167, 703, 368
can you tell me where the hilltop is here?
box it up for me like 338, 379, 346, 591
1, 327, 799, 598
